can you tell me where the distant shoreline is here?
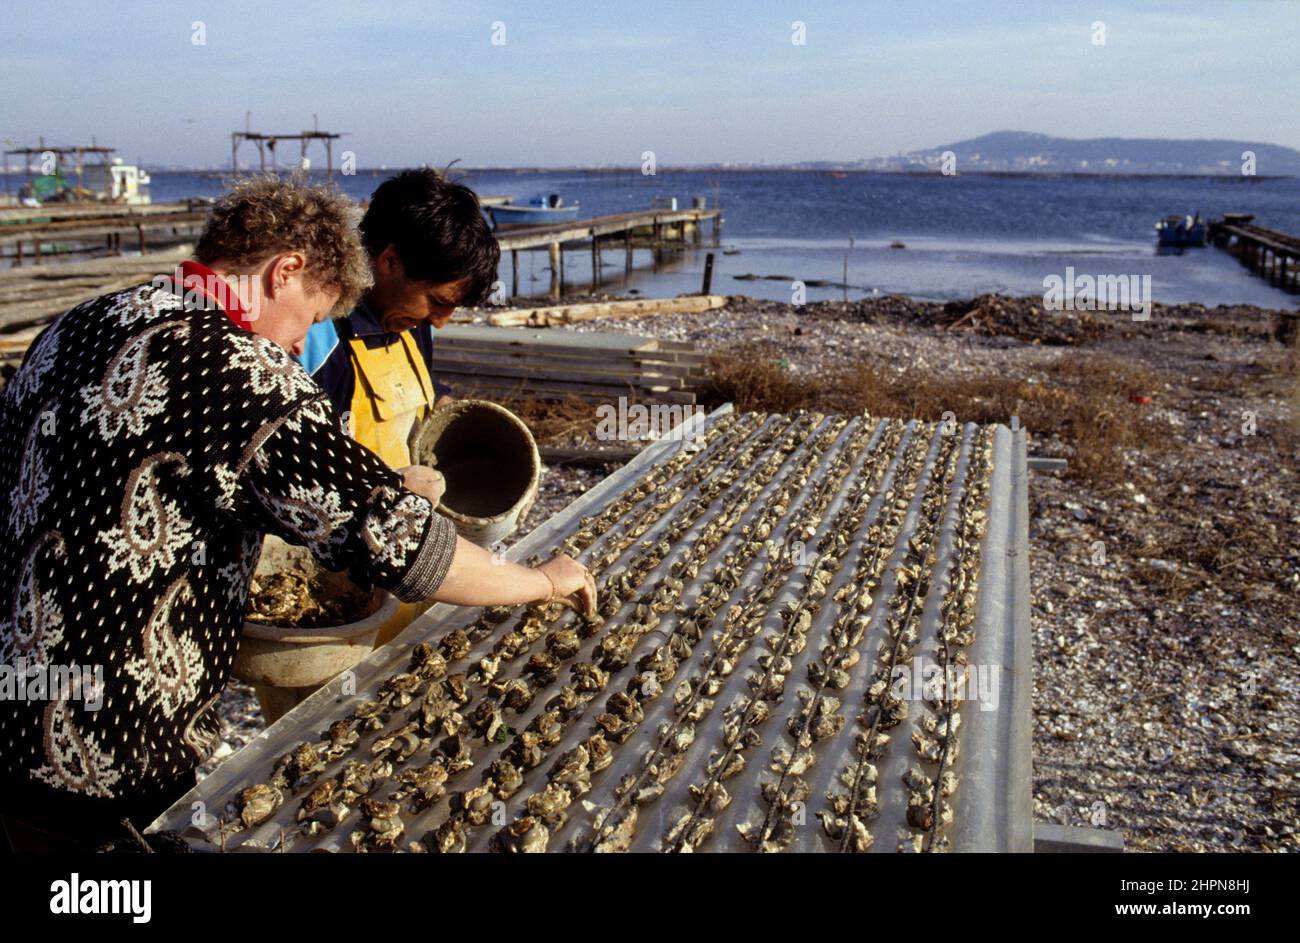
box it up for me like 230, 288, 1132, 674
131, 167, 1295, 182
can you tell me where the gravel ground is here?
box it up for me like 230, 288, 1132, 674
559, 293, 1299, 852
210, 292, 1298, 852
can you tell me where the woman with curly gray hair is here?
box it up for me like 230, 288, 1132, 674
0, 176, 594, 851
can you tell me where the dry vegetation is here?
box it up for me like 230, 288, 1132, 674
702, 344, 1160, 485
534, 291, 1299, 851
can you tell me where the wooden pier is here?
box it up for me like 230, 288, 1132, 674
0, 201, 721, 358
495, 206, 721, 299
0, 192, 505, 266
0, 201, 210, 264
1209, 215, 1300, 294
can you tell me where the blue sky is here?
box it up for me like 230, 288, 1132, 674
3, 0, 1297, 167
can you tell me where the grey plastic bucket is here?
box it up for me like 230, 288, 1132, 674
233, 536, 403, 724
408, 399, 540, 547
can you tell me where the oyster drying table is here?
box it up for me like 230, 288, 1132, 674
150, 406, 1033, 852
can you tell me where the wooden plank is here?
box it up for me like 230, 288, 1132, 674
430, 337, 699, 363
0, 248, 191, 332
431, 361, 688, 389
430, 341, 700, 365
0, 212, 207, 244
539, 445, 641, 466
487, 294, 728, 327
440, 374, 697, 404
494, 207, 720, 252
437, 324, 660, 352
0, 277, 146, 331
0, 248, 189, 289
432, 364, 687, 392
430, 349, 705, 379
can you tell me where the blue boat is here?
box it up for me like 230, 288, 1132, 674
487, 193, 580, 229
1155, 213, 1207, 247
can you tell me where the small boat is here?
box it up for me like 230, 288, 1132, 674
1155, 213, 1207, 247
487, 193, 580, 229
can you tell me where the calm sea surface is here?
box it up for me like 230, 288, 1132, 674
146, 169, 1300, 308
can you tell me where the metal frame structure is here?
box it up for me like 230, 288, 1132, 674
2, 141, 116, 197
230, 115, 341, 177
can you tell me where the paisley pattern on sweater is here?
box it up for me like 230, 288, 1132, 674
124, 578, 204, 719
0, 280, 458, 803
98, 452, 194, 585
118, 283, 185, 326
0, 531, 67, 667
78, 320, 189, 443
32, 699, 122, 799
7, 410, 52, 537
3, 325, 59, 407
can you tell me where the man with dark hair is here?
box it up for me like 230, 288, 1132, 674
298, 169, 501, 468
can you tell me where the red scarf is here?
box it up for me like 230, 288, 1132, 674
176, 260, 252, 330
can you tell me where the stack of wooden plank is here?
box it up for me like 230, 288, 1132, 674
430, 325, 706, 405
487, 295, 728, 327
0, 248, 188, 332
0, 248, 190, 369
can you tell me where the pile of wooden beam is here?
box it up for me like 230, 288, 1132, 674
0, 248, 190, 368
430, 325, 706, 405
487, 294, 727, 327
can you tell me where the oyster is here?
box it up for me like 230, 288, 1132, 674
492, 816, 549, 853
237, 783, 282, 829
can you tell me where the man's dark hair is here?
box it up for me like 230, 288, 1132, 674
360, 169, 500, 305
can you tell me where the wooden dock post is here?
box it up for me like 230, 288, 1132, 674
478, 206, 721, 295
701, 251, 714, 295
1209, 217, 1300, 295
511, 250, 519, 297
15, 240, 23, 268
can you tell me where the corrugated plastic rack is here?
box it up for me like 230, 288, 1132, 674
149, 405, 1031, 852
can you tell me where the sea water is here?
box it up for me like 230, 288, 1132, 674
142, 168, 1300, 308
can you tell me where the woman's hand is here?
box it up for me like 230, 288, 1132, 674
399, 464, 446, 506
535, 554, 597, 617
428, 539, 599, 615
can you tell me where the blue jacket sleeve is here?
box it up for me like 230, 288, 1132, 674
296, 319, 357, 413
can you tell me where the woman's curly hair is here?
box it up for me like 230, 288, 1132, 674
194, 175, 372, 315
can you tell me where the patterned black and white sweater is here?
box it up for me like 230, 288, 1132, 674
0, 279, 458, 809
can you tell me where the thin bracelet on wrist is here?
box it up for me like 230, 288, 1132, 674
538, 568, 558, 603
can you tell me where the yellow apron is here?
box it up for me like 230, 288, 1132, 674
345, 330, 440, 642
346, 330, 435, 469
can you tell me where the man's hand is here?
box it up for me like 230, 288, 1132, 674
399, 464, 446, 506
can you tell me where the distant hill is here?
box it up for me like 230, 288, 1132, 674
853, 131, 1300, 176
